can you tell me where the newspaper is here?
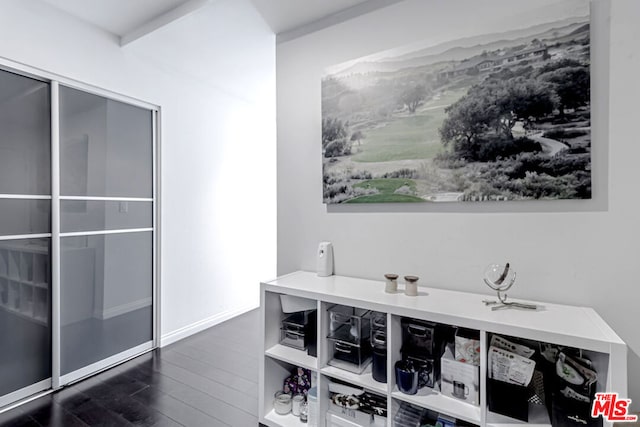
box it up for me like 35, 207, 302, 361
489, 346, 536, 386
490, 335, 535, 358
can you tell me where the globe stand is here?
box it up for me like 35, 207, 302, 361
482, 263, 538, 311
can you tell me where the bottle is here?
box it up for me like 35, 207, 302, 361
307, 387, 318, 426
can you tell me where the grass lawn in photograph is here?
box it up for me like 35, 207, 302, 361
351, 88, 468, 163
349, 178, 425, 203
346, 194, 426, 203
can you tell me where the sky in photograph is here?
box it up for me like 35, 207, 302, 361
325, 0, 589, 75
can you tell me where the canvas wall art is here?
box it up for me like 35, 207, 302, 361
322, 0, 591, 204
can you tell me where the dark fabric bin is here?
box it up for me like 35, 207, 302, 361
487, 378, 530, 422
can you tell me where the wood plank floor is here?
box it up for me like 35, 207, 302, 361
0, 309, 261, 427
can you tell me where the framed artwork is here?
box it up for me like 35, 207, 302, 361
322, 0, 591, 204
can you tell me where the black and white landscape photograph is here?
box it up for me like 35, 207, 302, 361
322, 0, 591, 204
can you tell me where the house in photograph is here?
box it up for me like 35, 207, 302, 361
438, 45, 549, 80
1, 0, 639, 425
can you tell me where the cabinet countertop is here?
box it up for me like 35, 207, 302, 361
262, 271, 624, 353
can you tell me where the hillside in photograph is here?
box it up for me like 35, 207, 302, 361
322, 7, 591, 204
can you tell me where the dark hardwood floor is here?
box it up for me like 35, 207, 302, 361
0, 309, 261, 427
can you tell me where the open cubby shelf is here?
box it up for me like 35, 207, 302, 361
0, 242, 50, 326
259, 271, 627, 427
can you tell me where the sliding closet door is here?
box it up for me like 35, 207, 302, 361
0, 70, 51, 406
58, 86, 154, 383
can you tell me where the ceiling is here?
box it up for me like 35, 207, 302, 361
39, 0, 193, 36
249, 0, 369, 34
38, 0, 377, 39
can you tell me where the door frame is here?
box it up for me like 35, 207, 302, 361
0, 56, 161, 407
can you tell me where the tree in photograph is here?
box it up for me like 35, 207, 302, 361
539, 66, 590, 112
324, 139, 352, 158
439, 95, 497, 155
400, 84, 428, 114
537, 58, 583, 75
350, 130, 365, 146
322, 117, 352, 158
322, 117, 348, 149
468, 77, 556, 137
441, 77, 556, 159
504, 77, 558, 128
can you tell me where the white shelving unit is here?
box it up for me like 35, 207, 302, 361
259, 271, 627, 427
0, 240, 50, 325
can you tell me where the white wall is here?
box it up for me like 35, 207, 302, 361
0, 0, 277, 343
276, 0, 640, 406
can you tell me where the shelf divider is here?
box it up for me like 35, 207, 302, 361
321, 364, 387, 395
391, 386, 482, 425
265, 344, 318, 371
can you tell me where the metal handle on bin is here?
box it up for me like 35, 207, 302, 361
335, 342, 352, 353
285, 331, 302, 340
372, 316, 386, 329
372, 332, 386, 346
407, 324, 429, 337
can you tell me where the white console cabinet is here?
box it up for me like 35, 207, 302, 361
258, 271, 627, 427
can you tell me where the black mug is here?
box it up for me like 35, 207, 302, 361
395, 360, 419, 395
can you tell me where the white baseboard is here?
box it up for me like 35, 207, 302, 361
160, 303, 258, 347
93, 297, 152, 320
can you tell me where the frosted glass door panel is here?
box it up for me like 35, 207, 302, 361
0, 199, 50, 236
60, 232, 152, 375
61, 201, 152, 233
59, 86, 153, 198
0, 71, 50, 195
0, 238, 51, 397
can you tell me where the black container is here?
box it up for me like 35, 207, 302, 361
371, 313, 387, 383
280, 328, 307, 350
487, 378, 530, 422
332, 340, 362, 364
401, 318, 436, 355
372, 346, 387, 383
328, 338, 372, 373
403, 352, 437, 388
280, 310, 316, 352
552, 395, 602, 427
328, 305, 371, 343
307, 310, 317, 357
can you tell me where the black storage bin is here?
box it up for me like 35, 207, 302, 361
552, 394, 602, 427
536, 357, 556, 418
487, 378, 530, 422
328, 305, 371, 343
550, 379, 598, 427
280, 328, 307, 350
280, 311, 310, 350
403, 352, 438, 389
328, 338, 372, 373
401, 318, 436, 355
